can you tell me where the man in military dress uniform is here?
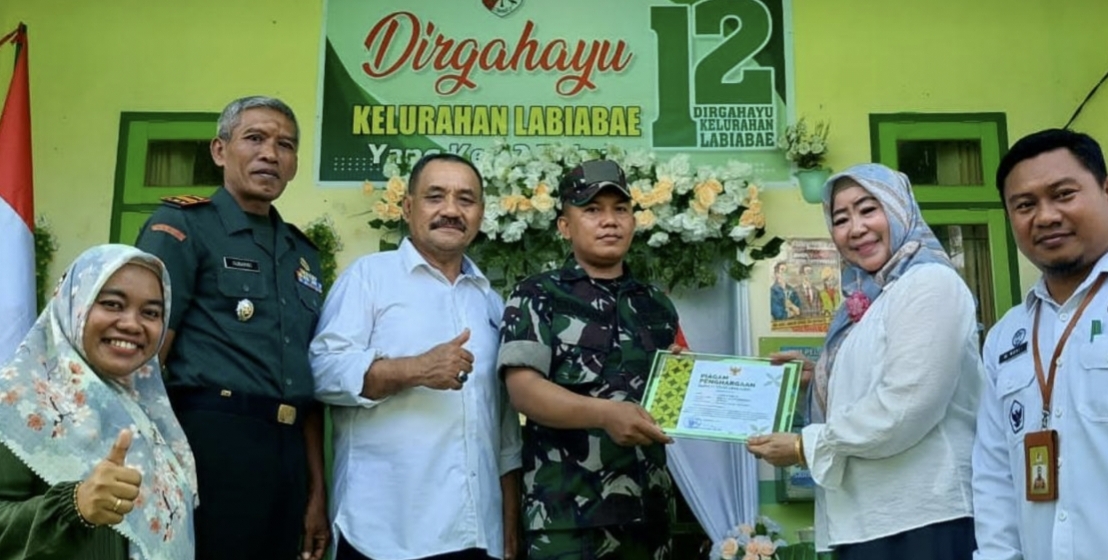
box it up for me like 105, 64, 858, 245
497, 159, 681, 560
136, 96, 329, 560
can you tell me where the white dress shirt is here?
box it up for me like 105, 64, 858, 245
309, 239, 522, 560
801, 263, 982, 551
973, 252, 1108, 560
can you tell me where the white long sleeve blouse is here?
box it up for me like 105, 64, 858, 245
801, 263, 984, 551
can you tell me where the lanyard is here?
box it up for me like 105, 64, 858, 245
1031, 274, 1107, 429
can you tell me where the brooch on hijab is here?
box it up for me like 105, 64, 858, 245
845, 291, 871, 323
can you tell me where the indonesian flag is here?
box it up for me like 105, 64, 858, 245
0, 25, 35, 363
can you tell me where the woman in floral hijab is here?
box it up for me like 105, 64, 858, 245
747, 164, 982, 560
0, 244, 196, 560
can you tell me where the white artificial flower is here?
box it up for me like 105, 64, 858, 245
623, 148, 653, 171
483, 196, 504, 220
507, 166, 527, 184
664, 154, 692, 177
647, 231, 670, 247
712, 192, 741, 215
674, 176, 696, 195
729, 224, 756, 242
382, 162, 400, 178
480, 215, 501, 238
501, 220, 529, 243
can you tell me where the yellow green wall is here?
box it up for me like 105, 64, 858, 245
6, 0, 1106, 301
1, 0, 377, 286
5, 0, 1108, 542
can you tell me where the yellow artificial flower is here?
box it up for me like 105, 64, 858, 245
374, 201, 403, 223
386, 203, 403, 221
652, 179, 675, 206
719, 537, 739, 560
739, 208, 766, 228
384, 176, 407, 204
634, 209, 657, 230
501, 194, 529, 213
689, 180, 722, 215
362, 181, 376, 196
531, 193, 556, 213
746, 183, 760, 200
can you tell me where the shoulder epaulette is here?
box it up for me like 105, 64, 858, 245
160, 195, 211, 208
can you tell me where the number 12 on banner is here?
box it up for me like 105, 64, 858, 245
651, 0, 777, 150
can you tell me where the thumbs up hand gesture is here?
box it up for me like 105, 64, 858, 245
416, 329, 475, 391
75, 429, 143, 526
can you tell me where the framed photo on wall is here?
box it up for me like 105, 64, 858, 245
758, 336, 824, 503
769, 239, 841, 334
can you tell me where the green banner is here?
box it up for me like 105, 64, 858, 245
317, 0, 794, 185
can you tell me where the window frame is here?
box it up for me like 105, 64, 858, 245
869, 112, 1021, 325
110, 112, 220, 243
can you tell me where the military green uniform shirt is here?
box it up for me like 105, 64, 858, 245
135, 187, 322, 402
497, 257, 678, 532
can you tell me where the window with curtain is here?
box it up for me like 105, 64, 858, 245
933, 224, 996, 332
896, 139, 984, 186
144, 140, 222, 187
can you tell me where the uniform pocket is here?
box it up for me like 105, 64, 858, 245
217, 268, 269, 299
1077, 339, 1108, 421
996, 356, 1037, 444
217, 268, 269, 330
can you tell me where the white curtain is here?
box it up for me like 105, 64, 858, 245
666, 278, 759, 541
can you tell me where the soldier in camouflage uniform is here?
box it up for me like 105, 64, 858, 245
497, 160, 680, 560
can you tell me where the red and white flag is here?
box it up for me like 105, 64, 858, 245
0, 24, 35, 363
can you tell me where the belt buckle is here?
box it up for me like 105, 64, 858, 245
277, 404, 297, 425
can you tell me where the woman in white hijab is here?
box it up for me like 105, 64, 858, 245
0, 244, 197, 560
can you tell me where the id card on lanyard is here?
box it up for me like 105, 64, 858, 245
1026, 274, 1106, 502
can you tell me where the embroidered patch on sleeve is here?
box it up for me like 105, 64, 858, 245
151, 223, 187, 242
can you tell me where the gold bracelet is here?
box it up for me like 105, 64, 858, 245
794, 435, 807, 468
72, 482, 96, 529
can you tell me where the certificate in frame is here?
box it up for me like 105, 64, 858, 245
641, 351, 801, 443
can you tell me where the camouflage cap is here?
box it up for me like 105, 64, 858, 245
558, 159, 631, 206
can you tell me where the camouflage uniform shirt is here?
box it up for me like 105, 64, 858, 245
497, 257, 679, 532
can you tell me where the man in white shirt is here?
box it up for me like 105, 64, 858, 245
974, 128, 1108, 560
310, 153, 522, 560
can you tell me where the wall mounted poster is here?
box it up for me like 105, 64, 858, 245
317, 0, 795, 185
770, 238, 840, 333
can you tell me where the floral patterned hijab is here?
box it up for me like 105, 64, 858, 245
810, 164, 954, 419
0, 244, 197, 560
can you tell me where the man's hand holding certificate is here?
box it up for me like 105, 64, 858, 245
642, 352, 801, 443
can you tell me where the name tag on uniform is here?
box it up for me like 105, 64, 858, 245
1025, 430, 1058, 502
223, 257, 260, 272
999, 343, 1028, 364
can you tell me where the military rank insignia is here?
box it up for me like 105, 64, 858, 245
296, 266, 323, 294
160, 194, 211, 208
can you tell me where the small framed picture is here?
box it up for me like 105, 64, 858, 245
758, 337, 824, 503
